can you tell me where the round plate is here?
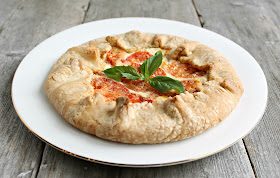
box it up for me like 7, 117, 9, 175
12, 18, 267, 167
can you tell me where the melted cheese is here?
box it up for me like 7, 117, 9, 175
156, 96, 169, 101
142, 48, 163, 55
103, 63, 112, 70
165, 71, 208, 82
127, 88, 151, 98
198, 75, 208, 83
117, 81, 151, 98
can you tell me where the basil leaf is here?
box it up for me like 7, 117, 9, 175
148, 51, 163, 75
139, 57, 149, 78
149, 76, 186, 93
139, 51, 163, 78
103, 68, 122, 81
103, 66, 140, 81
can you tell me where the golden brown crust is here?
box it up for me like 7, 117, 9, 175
45, 31, 243, 144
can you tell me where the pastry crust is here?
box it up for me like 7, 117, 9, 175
45, 31, 243, 144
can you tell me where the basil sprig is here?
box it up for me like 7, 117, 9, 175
103, 51, 185, 93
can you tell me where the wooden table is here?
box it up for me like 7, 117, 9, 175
1, 0, 279, 177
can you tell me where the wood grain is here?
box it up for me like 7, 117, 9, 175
193, 0, 280, 177
35, 0, 255, 177
0, 0, 89, 177
37, 142, 254, 178
84, 0, 201, 26
0, 0, 23, 30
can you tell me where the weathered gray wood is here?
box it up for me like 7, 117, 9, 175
38, 142, 254, 178
0, 0, 89, 177
35, 0, 255, 177
193, 0, 280, 177
84, 0, 201, 26
0, 0, 23, 29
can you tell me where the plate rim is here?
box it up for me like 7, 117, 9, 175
11, 17, 268, 167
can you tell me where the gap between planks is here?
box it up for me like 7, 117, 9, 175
191, 0, 204, 27
242, 139, 257, 177
31, 144, 46, 178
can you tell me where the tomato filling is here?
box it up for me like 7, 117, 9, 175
91, 77, 152, 103
106, 48, 126, 66
93, 50, 206, 103
163, 60, 206, 78
122, 51, 153, 64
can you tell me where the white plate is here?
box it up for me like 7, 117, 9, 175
12, 18, 267, 167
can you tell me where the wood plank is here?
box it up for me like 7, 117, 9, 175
193, 0, 280, 177
83, 0, 201, 26
0, 0, 89, 177
37, 142, 254, 178
0, 0, 23, 29
36, 0, 255, 177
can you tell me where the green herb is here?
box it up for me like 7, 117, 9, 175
103, 66, 140, 81
139, 51, 163, 78
103, 51, 185, 93
149, 76, 185, 93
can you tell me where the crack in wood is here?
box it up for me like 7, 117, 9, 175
243, 139, 257, 178
82, 0, 91, 23
191, 0, 205, 27
5, 52, 25, 58
31, 144, 46, 178
0, 26, 3, 35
